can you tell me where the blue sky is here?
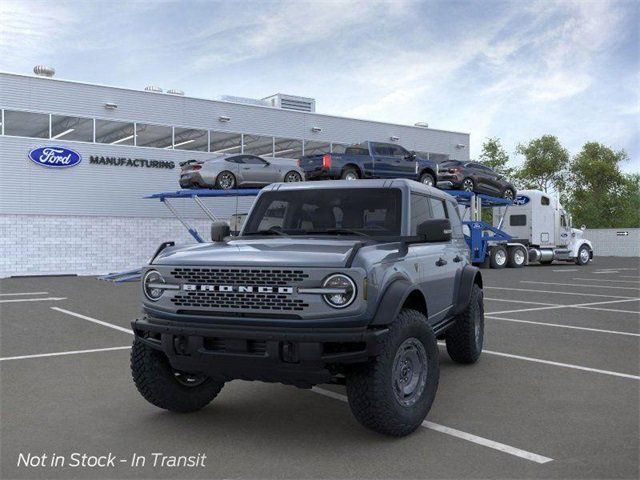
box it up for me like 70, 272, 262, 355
1, 0, 638, 172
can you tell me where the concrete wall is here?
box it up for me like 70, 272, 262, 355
584, 228, 640, 258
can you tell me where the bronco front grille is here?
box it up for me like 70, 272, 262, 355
171, 291, 308, 311
170, 268, 309, 286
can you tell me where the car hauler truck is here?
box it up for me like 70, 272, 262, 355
492, 189, 593, 266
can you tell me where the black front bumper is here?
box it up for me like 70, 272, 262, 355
132, 316, 388, 387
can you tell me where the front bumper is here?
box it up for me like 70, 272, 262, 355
437, 174, 463, 187
132, 316, 388, 387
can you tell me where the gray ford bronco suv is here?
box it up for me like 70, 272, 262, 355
131, 179, 484, 436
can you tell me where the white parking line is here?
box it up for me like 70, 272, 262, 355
0, 297, 66, 303
521, 281, 640, 291
487, 298, 640, 316
621, 275, 640, 279
51, 307, 133, 335
0, 346, 131, 362
0, 292, 49, 296
573, 278, 639, 284
485, 286, 637, 299
311, 387, 553, 464
485, 298, 558, 307
552, 269, 578, 272
481, 349, 640, 380
486, 316, 640, 337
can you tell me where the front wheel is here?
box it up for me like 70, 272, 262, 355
576, 245, 591, 265
419, 172, 435, 187
131, 338, 224, 413
346, 309, 439, 437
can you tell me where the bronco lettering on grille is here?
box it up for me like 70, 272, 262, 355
182, 285, 294, 294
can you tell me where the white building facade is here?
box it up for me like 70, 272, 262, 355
0, 72, 470, 277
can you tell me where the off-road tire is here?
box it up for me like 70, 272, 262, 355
489, 245, 508, 269
507, 245, 526, 268
445, 284, 484, 364
341, 167, 359, 180
345, 309, 439, 437
131, 338, 224, 413
419, 172, 435, 187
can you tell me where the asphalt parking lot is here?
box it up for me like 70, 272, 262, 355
1, 257, 638, 479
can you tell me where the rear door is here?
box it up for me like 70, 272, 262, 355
370, 143, 395, 178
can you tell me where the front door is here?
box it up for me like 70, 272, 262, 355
239, 156, 278, 185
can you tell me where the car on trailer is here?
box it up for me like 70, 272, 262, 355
437, 160, 517, 200
130, 179, 483, 437
179, 154, 304, 190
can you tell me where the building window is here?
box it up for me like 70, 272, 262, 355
51, 115, 93, 142
3, 110, 49, 138
135, 123, 172, 149
243, 134, 273, 156
304, 140, 330, 156
173, 127, 208, 151
210, 131, 242, 154
273, 137, 303, 159
95, 119, 135, 145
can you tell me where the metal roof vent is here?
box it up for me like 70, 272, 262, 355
144, 85, 163, 93
414, 122, 429, 128
262, 93, 316, 113
33, 65, 55, 77
167, 89, 184, 96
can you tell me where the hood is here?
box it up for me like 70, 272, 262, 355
152, 237, 362, 268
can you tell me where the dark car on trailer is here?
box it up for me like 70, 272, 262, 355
298, 141, 439, 187
437, 160, 516, 199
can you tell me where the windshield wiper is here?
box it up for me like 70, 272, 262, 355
303, 228, 370, 237
244, 229, 289, 236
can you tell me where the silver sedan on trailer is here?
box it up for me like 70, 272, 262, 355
179, 154, 305, 190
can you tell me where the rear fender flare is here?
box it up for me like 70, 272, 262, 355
454, 265, 482, 315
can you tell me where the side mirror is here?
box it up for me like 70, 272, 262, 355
211, 221, 230, 242
405, 152, 416, 160
581, 224, 586, 231
417, 219, 452, 242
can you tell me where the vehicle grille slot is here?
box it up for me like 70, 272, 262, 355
170, 268, 309, 286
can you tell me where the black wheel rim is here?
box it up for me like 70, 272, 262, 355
218, 173, 234, 189
463, 179, 473, 191
173, 370, 207, 387
392, 337, 428, 407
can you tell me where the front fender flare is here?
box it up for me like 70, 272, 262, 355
370, 279, 415, 326
454, 265, 482, 315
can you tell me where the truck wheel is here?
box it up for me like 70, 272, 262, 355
345, 309, 439, 437
341, 167, 359, 181
576, 245, 591, 265
489, 245, 507, 269
215, 171, 236, 189
507, 246, 526, 268
131, 338, 224, 413
445, 284, 483, 364
419, 172, 435, 187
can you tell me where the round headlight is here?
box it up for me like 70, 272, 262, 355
322, 274, 357, 309
143, 270, 165, 301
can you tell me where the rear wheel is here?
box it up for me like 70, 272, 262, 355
346, 309, 439, 437
419, 172, 435, 187
131, 338, 224, 413
215, 171, 236, 190
462, 178, 475, 192
489, 245, 507, 269
341, 167, 359, 181
507, 245, 526, 268
446, 284, 484, 364
502, 188, 516, 200
284, 171, 302, 182
576, 245, 591, 265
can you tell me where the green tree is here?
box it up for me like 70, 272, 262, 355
568, 142, 638, 228
515, 135, 569, 193
479, 137, 513, 176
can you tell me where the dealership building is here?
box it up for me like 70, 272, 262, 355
0, 69, 470, 277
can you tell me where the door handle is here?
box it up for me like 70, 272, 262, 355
436, 258, 448, 267
453, 255, 462, 263
242, 167, 250, 170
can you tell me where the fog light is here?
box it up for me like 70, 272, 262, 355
322, 274, 356, 308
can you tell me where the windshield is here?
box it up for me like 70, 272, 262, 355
243, 188, 402, 237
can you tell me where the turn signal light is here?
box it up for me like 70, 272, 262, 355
322, 154, 331, 169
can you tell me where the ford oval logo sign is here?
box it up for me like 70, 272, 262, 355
28, 146, 82, 168
514, 195, 530, 206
